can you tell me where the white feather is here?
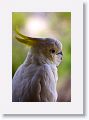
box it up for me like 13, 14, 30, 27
12, 37, 62, 102
12, 52, 58, 102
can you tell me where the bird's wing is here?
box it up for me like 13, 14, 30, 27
28, 64, 57, 102
12, 63, 57, 102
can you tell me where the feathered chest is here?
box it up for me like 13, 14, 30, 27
12, 63, 58, 101
23, 63, 58, 82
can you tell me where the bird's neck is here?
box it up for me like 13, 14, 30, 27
24, 51, 52, 66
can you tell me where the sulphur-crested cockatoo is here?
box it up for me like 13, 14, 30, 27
12, 28, 63, 102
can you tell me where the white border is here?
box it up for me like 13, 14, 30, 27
0, 0, 83, 114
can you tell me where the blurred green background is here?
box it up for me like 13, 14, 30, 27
12, 12, 71, 101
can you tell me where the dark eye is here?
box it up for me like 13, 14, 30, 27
50, 49, 55, 53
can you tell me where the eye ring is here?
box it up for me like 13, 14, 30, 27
50, 49, 55, 53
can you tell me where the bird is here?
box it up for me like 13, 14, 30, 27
12, 28, 63, 102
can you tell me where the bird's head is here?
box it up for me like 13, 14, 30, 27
15, 28, 63, 66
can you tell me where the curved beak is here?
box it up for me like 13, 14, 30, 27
56, 51, 63, 56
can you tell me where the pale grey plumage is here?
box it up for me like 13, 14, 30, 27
12, 30, 62, 102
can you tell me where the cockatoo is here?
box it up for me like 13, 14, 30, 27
12, 28, 63, 102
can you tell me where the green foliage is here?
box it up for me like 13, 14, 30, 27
12, 12, 26, 30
